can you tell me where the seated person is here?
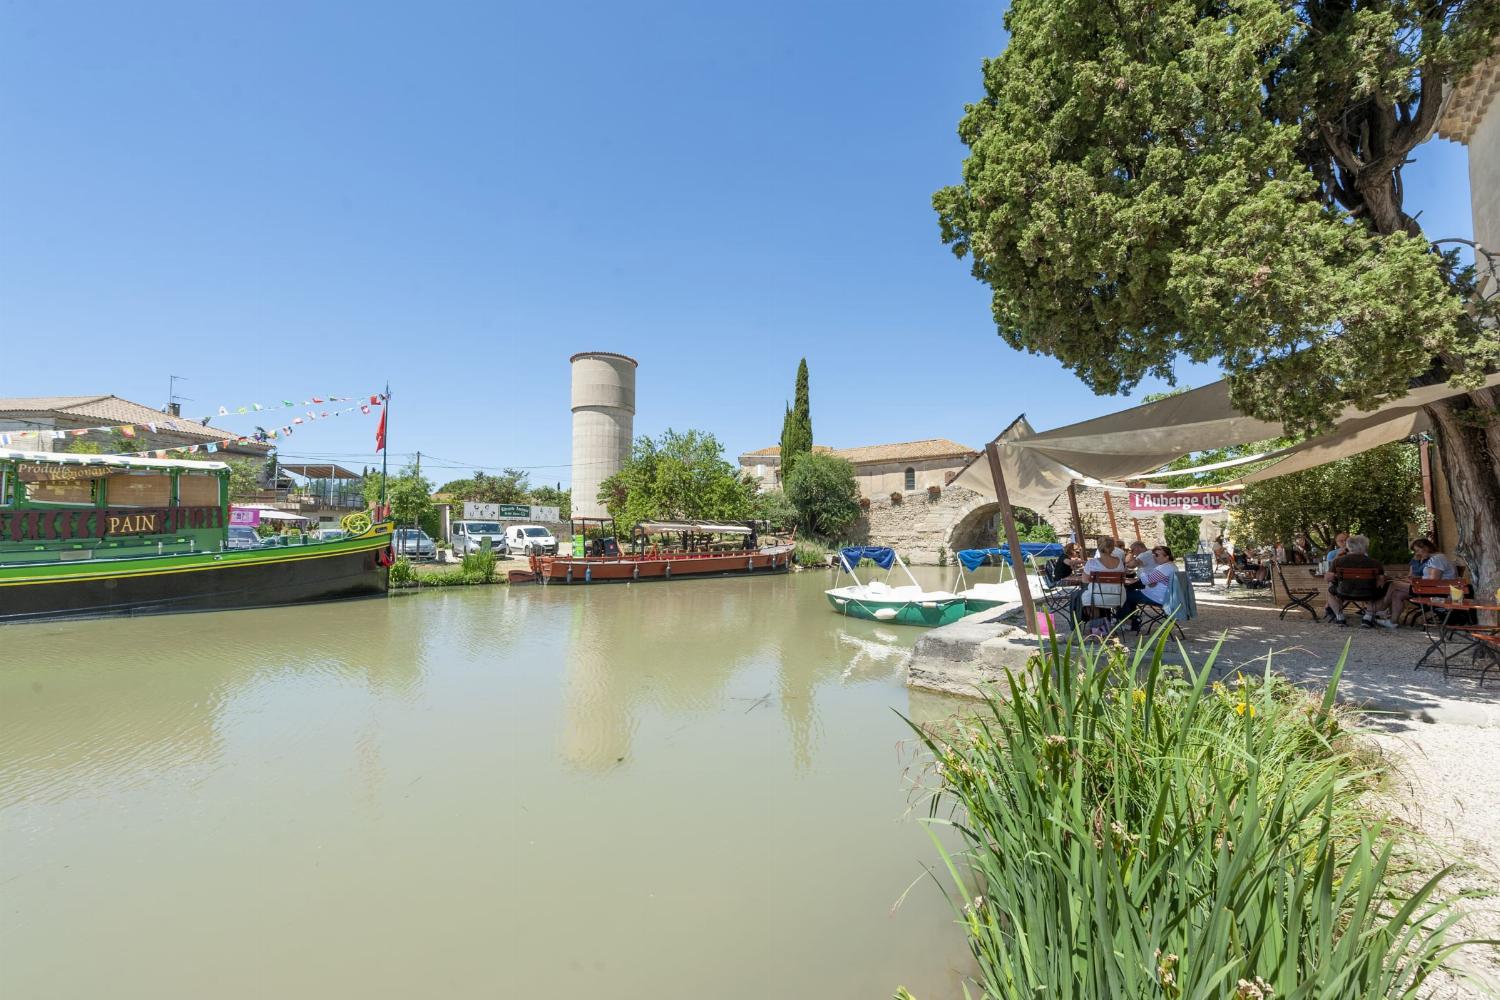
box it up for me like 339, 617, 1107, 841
1047, 542, 1084, 584
1323, 531, 1350, 571
1125, 540, 1155, 573
1362, 538, 1459, 628
1077, 545, 1127, 622
1121, 545, 1176, 629
1324, 534, 1385, 625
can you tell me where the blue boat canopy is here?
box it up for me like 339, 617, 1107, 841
956, 542, 1064, 571
840, 546, 896, 570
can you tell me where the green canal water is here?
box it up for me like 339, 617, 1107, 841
0, 569, 978, 998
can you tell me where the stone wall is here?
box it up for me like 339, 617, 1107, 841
858, 483, 1176, 565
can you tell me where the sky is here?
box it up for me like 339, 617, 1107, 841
0, 1, 1478, 490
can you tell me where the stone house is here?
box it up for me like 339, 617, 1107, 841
738, 438, 979, 499
1437, 42, 1500, 298
0, 395, 271, 464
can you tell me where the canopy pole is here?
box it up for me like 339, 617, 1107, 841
1067, 482, 1085, 543
1103, 490, 1120, 543
986, 442, 1039, 634
1132, 517, 1143, 544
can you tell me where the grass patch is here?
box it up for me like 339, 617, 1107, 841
899, 634, 1478, 999
794, 540, 832, 567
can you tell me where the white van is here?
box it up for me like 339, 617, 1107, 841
451, 520, 509, 557
506, 524, 557, 555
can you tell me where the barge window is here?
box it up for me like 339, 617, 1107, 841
0, 469, 10, 506
25, 477, 97, 505
107, 472, 172, 507
177, 474, 222, 506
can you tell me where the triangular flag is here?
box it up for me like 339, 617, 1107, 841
283, 400, 294, 407
147, 423, 158, 433
312, 397, 324, 404
253, 403, 264, 411
370, 395, 379, 405
237, 406, 248, 414
120, 426, 136, 438
293, 417, 303, 424
375, 406, 387, 452
218, 406, 229, 416
207, 443, 218, 453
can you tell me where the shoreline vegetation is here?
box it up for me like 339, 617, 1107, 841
390, 550, 502, 589
898, 636, 1486, 1000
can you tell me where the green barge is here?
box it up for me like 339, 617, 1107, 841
0, 448, 392, 623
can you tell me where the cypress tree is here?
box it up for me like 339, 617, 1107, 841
779, 358, 813, 481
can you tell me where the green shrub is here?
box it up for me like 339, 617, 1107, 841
903, 639, 1470, 999
793, 540, 830, 567
389, 556, 416, 586
460, 545, 498, 583
784, 452, 861, 539
416, 569, 471, 587
1163, 513, 1201, 556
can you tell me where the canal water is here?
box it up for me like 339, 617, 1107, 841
0, 568, 977, 998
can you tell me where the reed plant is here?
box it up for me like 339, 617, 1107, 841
902, 635, 1479, 999
794, 540, 832, 568
460, 545, 498, 583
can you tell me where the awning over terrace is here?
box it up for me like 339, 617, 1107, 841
949, 372, 1500, 506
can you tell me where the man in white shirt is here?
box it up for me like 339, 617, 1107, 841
1126, 541, 1156, 573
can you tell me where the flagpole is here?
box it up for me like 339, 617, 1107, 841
380, 382, 389, 516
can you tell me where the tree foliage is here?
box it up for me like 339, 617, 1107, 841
364, 464, 434, 526
778, 358, 813, 481
597, 429, 759, 526
1162, 514, 1203, 558
935, 0, 1500, 435
782, 451, 861, 540
528, 485, 571, 521
437, 469, 531, 505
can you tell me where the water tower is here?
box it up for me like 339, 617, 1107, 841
570, 352, 638, 520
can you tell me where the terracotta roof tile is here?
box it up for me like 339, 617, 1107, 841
741, 438, 976, 464
0, 394, 263, 446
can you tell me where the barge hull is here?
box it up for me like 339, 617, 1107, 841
0, 533, 391, 623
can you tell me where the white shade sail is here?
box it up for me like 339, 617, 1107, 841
950, 372, 1500, 506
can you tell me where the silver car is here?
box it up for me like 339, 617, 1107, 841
394, 527, 437, 560
225, 525, 261, 550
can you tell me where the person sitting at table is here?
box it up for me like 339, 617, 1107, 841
1077, 544, 1127, 624
1047, 542, 1083, 584
1361, 538, 1459, 629
1324, 531, 1350, 570
1125, 540, 1155, 573
1324, 534, 1385, 626
1121, 545, 1176, 630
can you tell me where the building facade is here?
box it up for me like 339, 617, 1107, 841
0, 395, 270, 463
1437, 43, 1500, 298
739, 439, 979, 499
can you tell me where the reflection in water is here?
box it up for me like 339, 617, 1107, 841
0, 573, 973, 1000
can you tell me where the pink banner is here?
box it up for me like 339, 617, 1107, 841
229, 507, 261, 527
1127, 490, 1238, 515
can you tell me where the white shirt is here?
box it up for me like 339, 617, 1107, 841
1081, 556, 1126, 607
1133, 551, 1157, 573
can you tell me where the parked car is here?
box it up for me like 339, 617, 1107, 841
450, 520, 509, 557
394, 527, 437, 560
226, 525, 261, 550
505, 524, 557, 555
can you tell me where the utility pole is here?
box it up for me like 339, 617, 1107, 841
415, 451, 421, 477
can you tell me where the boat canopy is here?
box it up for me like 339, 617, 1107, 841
636, 520, 753, 535
0, 447, 229, 473
957, 542, 1064, 571
840, 546, 896, 570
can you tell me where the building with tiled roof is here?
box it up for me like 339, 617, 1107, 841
739, 438, 978, 498
1437, 43, 1500, 297
0, 395, 270, 459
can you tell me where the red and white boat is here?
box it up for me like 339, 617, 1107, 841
527, 520, 793, 584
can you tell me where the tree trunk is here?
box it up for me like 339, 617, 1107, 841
1425, 385, 1500, 621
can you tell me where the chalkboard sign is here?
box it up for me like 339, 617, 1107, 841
1183, 552, 1215, 584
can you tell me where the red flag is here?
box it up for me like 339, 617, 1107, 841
375, 408, 387, 452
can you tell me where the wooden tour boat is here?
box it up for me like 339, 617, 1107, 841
0, 448, 393, 623
529, 520, 792, 584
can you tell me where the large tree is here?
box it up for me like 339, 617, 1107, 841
597, 429, 759, 526
778, 358, 814, 481
782, 451, 861, 540
935, 0, 1500, 599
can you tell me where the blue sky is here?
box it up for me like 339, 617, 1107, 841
0, 1, 1477, 489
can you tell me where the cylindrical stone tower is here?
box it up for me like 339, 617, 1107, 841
570, 351, 638, 520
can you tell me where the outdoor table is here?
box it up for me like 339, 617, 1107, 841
1412, 598, 1500, 679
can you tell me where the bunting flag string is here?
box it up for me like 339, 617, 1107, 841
106, 397, 387, 458
0, 391, 380, 449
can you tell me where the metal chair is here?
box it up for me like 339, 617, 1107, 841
1275, 560, 1320, 621
1401, 578, 1455, 627
1080, 571, 1127, 635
